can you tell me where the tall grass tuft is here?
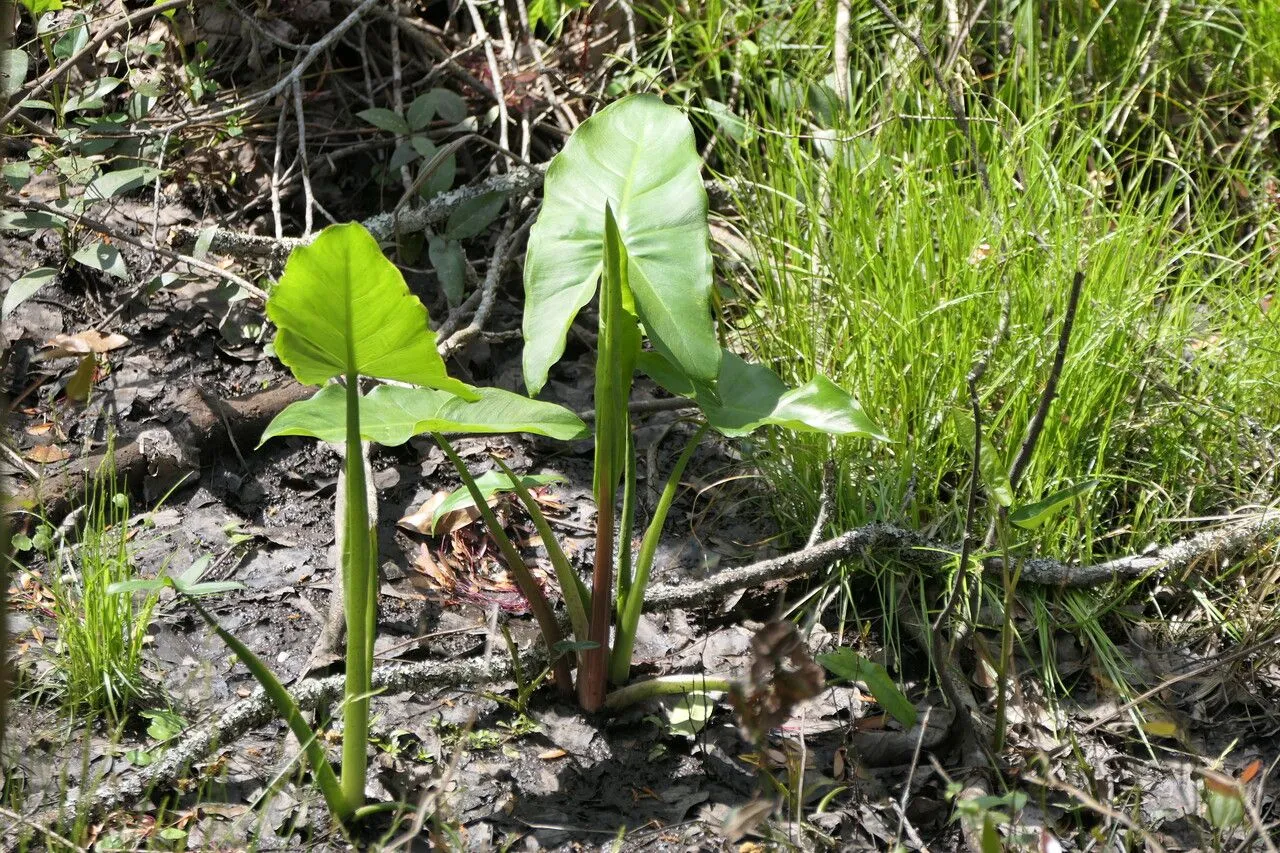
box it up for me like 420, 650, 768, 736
47, 456, 159, 725
634, 0, 1280, 685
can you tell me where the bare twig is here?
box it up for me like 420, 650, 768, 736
170, 166, 546, 261
389, 22, 414, 197
805, 459, 838, 549
437, 210, 532, 357
985, 268, 1086, 547
270, 94, 289, 240
934, 291, 1011, 634
291, 82, 315, 238
463, 0, 510, 155
1006, 269, 1085, 493
645, 508, 1280, 607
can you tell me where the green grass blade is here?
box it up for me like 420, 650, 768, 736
610, 425, 707, 684
182, 592, 348, 824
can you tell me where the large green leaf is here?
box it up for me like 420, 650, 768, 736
260, 384, 588, 446
522, 94, 720, 395
267, 222, 474, 397
640, 349, 886, 439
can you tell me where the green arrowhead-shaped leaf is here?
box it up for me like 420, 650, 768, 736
522, 94, 720, 395
431, 470, 564, 534
1009, 479, 1099, 529
640, 349, 886, 439
817, 648, 916, 729
260, 383, 588, 446
267, 222, 474, 397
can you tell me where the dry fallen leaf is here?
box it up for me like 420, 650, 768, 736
43, 329, 130, 358
398, 489, 481, 535
25, 444, 70, 464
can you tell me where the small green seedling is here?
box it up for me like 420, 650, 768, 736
447, 94, 889, 711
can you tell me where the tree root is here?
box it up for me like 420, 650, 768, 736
12, 381, 313, 522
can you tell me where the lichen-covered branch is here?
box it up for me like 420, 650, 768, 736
168, 167, 546, 262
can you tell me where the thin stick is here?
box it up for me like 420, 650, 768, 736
934, 291, 1011, 634
893, 707, 932, 846
169, 166, 546, 261
987, 268, 1086, 549
1007, 269, 1085, 492
463, 0, 510, 155
437, 211, 533, 357
291, 82, 315, 238
805, 458, 837, 550
270, 94, 289, 240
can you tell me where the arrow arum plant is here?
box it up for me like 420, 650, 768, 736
118, 222, 587, 832
444, 94, 887, 712
115, 95, 886, 830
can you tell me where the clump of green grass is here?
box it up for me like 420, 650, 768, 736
633, 0, 1280, 689
44, 460, 159, 725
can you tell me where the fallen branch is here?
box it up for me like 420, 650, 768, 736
167, 170, 740, 263
13, 381, 312, 522
169, 167, 546, 262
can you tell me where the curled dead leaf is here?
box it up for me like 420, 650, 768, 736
25, 444, 70, 464
43, 329, 130, 358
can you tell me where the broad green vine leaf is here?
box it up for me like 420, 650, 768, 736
1009, 479, 1099, 529
260, 383, 588, 446
445, 190, 505, 240
72, 241, 128, 279
3, 266, 56, 318
523, 94, 720, 395
817, 648, 916, 729
428, 235, 466, 306
431, 470, 564, 534
0, 49, 28, 99
952, 412, 1013, 508
85, 166, 161, 201
357, 107, 411, 135
640, 349, 885, 439
267, 222, 474, 397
